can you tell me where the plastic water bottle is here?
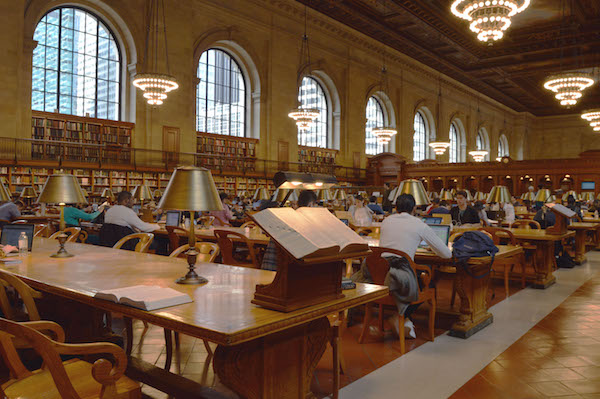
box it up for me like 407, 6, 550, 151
18, 232, 28, 256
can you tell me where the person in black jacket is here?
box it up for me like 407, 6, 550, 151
450, 190, 480, 225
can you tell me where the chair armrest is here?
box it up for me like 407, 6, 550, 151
52, 341, 127, 385
19, 321, 65, 342
414, 264, 432, 288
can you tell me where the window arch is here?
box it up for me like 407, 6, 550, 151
449, 123, 459, 163
365, 96, 385, 155
297, 76, 328, 148
196, 48, 246, 137
32, 7, 121, 119
413, 111, 428, 161
476, 127, 490, 161
498, 134, 509, 158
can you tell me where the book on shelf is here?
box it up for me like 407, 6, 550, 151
94, 285, 192, 311
251, 207, 368, 260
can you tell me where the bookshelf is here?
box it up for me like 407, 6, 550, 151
196, 132, 257, 172
298, 146, 338, 174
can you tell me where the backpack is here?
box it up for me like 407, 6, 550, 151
452, 231, 499, 279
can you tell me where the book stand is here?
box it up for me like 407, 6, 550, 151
252, 244, 370, 312
546, 204, 576, 235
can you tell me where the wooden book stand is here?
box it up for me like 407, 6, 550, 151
546, 204, 576, 235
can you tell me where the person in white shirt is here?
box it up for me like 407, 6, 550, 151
355, 193, 451, 339
352, 195, 373, 226
105, 191, 160, 233
503, 196, 516, 224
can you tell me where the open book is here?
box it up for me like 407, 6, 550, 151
252, 207, 368, 260
94, 285, 192, 311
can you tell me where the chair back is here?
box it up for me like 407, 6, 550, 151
113, 233, 154, 253
240, 221, 257, 229
198, 215, 215, 227
98, 223, 134, 248
34, 224, 48, 238
0, 269, 41, 321
214, 229, 259, 268
510, 220, 541, 230
449, 231, 465, 243
48, 227, 81, 243
165, 225, 189, 253
170, 242, 220, 262
478, 227, 516, 245
212, 215, 230, 227
10, 220, 28, 224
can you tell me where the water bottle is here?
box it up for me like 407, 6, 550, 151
18, 232, 28, 256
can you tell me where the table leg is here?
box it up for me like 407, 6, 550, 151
531, 241, 556, 288
448, 264, 493, 339
213, 317, 330, 399
573, 230, 587, 265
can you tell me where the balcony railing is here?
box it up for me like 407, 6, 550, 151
0, 137, 366, 182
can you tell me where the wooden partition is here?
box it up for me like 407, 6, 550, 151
367, 151, 600, 197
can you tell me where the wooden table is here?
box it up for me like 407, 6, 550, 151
516, 212, 536, 220
4, 238, 388, 399
18, 214, 60, 223
362, 237, 523, 338
568, 222, 600, 263
154, 225, 271, 246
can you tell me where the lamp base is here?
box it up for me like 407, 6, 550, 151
175, 249, 208, 285
50, 234, 73, 258
50, 251, 74, 258
176, 274, 208, 285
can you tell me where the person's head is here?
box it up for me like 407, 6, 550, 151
354, 195, 364, 207
473, 201, 484, 211
117, 191, 133, 207
14, 200, 24, 211
567, 195, 576, 206
432, 198, 440, 206
456, 190, 468, 208
369, 196, 377, 204
297, 190, 318, 207
439, 200, 449, 209
219, 192, 229, 204
396, 193, 416, 215
511, 196, 517, 204
529, 186, 535, 192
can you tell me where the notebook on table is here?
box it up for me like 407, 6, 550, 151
0, 224, 35, 252
419, 224, 451, 248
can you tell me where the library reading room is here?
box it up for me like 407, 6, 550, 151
2, 0, 600, 398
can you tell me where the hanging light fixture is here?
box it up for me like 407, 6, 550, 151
288, 5, 319, 131
581, 109, 600, 132
371, 58, 397, 145
429, 142, 451, 155
133, 0, 178, 105
469, 150, 488, 162
451, 0, 531, 43
428, 75, 449, 156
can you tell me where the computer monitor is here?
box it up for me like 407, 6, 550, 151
419, 224, 451, 248
1, 224, 35, 251
132, 204, 141, 214
165, 211, 181, 227
339, 219, 349, 226
422, 217, 442, 225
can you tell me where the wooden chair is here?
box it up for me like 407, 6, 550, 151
358, 247, 435, 355
0, 318, 141, 399
165, 225, 189, 254
34, 224, 48, 238
10, 220, 28, 224
197, 215, 215, 227
77, 230, 88, 244
511, 220, 541, 229
479, 227, 527, 297
113, 233, 154, 253
49, 227, 82, 243
0, 268, 42, 322
240, 221, 257, 229
212, 215, 230, 227
214, 229, 260, 268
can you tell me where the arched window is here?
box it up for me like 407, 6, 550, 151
498, 134, 509, 158
297, 76, 328, 148
449, 123, 459, 163
413, 111, 428, 161
365, 97, 385, 155
196, 48, 246, 137
32, 7, 121, 119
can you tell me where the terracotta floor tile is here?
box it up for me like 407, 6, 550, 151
540, 367, 587, 381
563, 380, 600, 395
528, 381, 577, 397
555, 356, 596, 368
572, 366, 600, 380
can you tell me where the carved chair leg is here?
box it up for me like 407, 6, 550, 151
174, 331, 180, 350
123, 316, 133, 356
164, 328, 173, 370
142, 320, 149, 330
398, 314, 405, 355
203, 339, 213, 356
450, 281, 457, 309
358, 303, 372, 344
429, 298, 435, 342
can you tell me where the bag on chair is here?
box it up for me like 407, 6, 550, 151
452, 231, 499, 279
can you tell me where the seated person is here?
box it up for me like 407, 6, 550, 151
503, 196, 516, 224
566, 195, 582, 219
210, 193, 234, 226
474, 201, 493, 226
352, 195, 373, 226
450, 191, 480, 225
64, 204, 104, 227
533, 204, 556, 229
367, 196, 385, 215
100, 191, 159, 248
352, 194, 451, 339
0, 200, 24, 224
428, 198, 450, 215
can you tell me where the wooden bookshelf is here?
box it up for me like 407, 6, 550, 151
297, 146, 338, 173
196, 131, 257, 172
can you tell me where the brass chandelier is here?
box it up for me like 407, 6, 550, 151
581, 109, 600, 132
451, 0, 531, 42
371, 64, 397, 145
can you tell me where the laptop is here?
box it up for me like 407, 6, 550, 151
419, 224, 451, 248
422, 217, 442, 225
165, 211, 181, 227
1, 224, 35, 251
132, 204, 141, 214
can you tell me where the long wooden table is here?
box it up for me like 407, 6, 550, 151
5, 238, 388, 399
568, 222, 600, 264
362, 237, 522, 338
154, 225, 271, 246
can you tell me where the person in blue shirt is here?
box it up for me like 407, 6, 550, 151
429, 200, 451, 215
367, 196, 385, 215
64, 204, 104, 227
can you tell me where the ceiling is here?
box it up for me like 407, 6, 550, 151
297, 0, 600, 116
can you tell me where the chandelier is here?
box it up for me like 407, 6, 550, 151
543, 73, 595, 107
429, 142, 451, 155
372, 128, 397, 145
581, 109, 600, 132
289, 6, 319, 131
469, 150, 488, 162
133, 0, 178, 105
451, 0, 531, 42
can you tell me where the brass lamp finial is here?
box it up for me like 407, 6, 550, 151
486, 186, 511, 203
391, 179, 430, 206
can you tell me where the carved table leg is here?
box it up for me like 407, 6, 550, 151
213, 317, 330, 399
573, 230, 587, 265
448, 264, 493, 339
531, 241, 557, 289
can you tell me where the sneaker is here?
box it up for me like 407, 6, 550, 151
404, 319, 416, 339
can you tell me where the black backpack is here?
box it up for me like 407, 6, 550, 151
452, 231, 499, 279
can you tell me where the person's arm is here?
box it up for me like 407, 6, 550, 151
8, 204, 21, 220
124, 208, 159, 232
70, 208, 101, 222
421, 224, 452, 258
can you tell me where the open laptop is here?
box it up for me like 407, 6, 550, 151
419, 224, 451, 248
165, 211, 181, 227
132, 204, 141, 214
422, 217, 442, 225
1, 224, 35, 251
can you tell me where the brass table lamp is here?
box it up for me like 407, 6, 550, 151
37, 173, 87, 258
487, 186, 511, 203
582, 192, 595, 201
534, 189, 552, 203
474, 192, 486, 201
252, 188, 270, 201
522, 191, 536, 201
317, 189, 333, 201
333, 189, 347, 201
20, 186, 37, 207
101, 188, 116, 203
158, 166, 223, 285
439, 189, 454, 201
562, 190, 580, 201
132, 184, 153, 207
391, 179, 430, 206
0, 179, 11, 202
